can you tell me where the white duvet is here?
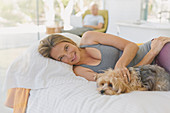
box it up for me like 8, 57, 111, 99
4, 33, 170, 113
26, 79, 170, 113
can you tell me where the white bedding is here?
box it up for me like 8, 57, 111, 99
3, 33, 81, 91
4, 32, 170, 113
26, 79, 170, 113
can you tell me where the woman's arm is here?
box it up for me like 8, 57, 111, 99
81, 31, 139, 82
135, 51, 156, 66
81, 31, 139, 67
136, 37, 170, 66
73, 66, 97, 81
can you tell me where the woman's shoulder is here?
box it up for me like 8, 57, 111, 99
80, 31, 99, 46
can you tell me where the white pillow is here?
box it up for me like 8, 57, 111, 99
3, 33, 87, 91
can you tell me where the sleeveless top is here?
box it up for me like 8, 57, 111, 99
76, 41, 152, 73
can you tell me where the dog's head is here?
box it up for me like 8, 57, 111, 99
95, 69, 131, 95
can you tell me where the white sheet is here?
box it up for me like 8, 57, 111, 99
26, 79, 170, 113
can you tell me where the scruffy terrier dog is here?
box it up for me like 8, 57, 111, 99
95, 65, 170, 95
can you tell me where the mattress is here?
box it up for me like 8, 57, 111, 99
26, 80, 170, 113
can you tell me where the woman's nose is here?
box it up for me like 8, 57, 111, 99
66, 52, 72, 59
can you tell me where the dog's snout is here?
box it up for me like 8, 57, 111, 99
100, 90, 105, 94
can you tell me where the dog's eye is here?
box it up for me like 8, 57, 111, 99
101, 83, 104, 86
108, 83, 112, 87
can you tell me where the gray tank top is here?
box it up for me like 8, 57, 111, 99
76, 41, 152, 73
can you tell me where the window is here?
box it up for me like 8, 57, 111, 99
141, 0, 170, 23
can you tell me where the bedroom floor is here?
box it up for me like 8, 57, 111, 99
0, 47, 28, 113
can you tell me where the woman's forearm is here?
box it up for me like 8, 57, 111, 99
136, 50, 157, 66
136, 37, 170, 66
115, 43, 139, 69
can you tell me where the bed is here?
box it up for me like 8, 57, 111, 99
27, 83, 170, 113
4, 33, 170, 113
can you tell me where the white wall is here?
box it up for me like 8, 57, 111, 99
117, 23, 170, 43
105, 0, 142, 34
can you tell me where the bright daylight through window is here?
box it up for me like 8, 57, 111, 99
146, 0, 170, 23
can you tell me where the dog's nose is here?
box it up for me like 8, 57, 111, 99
100, 90, 105, 94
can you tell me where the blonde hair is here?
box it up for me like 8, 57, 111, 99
38, 34, 77, 59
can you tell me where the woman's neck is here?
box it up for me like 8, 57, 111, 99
76, 48, 90, 65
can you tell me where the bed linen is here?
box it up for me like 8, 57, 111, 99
5, 88, 30, 113
3, 33, 81, 112
26, 79, 170, 113
3, 33, 81, 91
4, 32, 170, 113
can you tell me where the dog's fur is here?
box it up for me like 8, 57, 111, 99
95, 65, 170, 95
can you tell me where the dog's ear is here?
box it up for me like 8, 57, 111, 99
94, 73, 103, 81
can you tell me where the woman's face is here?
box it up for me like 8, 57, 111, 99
50, 42, 80, 65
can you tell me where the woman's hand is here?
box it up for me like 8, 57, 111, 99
114, 66, 131, 83
151, 37, 170, 55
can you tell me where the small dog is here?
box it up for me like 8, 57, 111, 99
95, 65, 170, 95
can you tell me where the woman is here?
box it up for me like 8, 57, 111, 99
38, 31, 170, 82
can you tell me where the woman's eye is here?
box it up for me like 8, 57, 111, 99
59, 56, 64, 61
59, 57, 63, 61
65, 45, 69, 51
